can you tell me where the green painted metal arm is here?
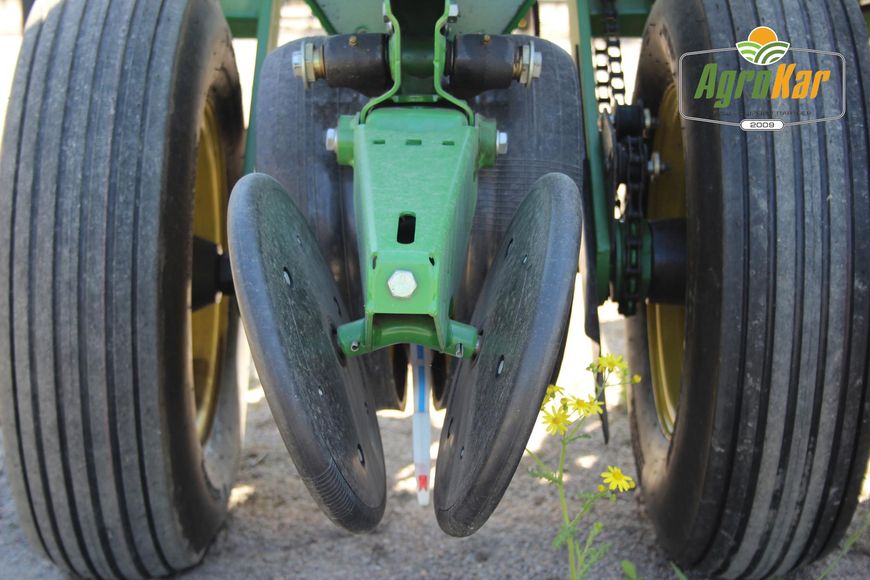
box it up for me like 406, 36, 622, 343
303, 0, 537, 36
569, 0, 611, 303
589, 0, 651, 37
568, 0, 652, 304
220, 0, 281, 174
330, 0, 501, 360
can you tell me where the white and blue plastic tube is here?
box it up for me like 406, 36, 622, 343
410, 345, 432, 506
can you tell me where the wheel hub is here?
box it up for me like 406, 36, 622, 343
191, 102, 230, 443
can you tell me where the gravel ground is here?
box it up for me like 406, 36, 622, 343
0, 2, 868, 579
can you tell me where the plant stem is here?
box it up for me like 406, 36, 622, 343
558, 438, 577, 579
524, 448, 550, 472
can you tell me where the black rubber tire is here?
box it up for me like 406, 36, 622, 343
0, 0, 246, 577
255, 39, 408, 411
627, 1, 870, 578
434, 36, 586, 406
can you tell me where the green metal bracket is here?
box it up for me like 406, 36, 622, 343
359, 2, 402, 121
568, 0, 652, 305
303, 0, 537, 37
589, 0, 651, 37
220, 0, 281, 175
304, 0, 338, 34
338, 317, 479, 359
334, 107, 496, 360
504, 0, 537, 33
361, 0, 473, 123
432, 4, 475, 123
569, 0, 611, 304
327, 0, 499, 360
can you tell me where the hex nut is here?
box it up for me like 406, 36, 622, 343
447, 3, 460, 22
292, 50, 304, 79
531, 50, 543, 80
325, 128, 338, 152
387, 270, 417, 299
496, 132, 509, 155
519, 42, 542, 86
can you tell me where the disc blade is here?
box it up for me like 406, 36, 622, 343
434, 173, 582, 536
228, 173, 385, 531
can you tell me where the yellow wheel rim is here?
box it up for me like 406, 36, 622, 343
646, 84, 686, 439
192, 102, 229, 443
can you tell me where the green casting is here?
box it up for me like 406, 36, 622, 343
333, 0, 499, 359
220, 0, 281, 174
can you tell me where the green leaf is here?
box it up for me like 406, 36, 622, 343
671, 562, 688, 580
551, 522, 578, 549
528, 467, 560, 485
621, 559, 638, 580
566, 433, 592, 443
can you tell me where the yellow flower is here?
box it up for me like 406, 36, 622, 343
542, 406, 571, 436
587, 353, 629, 375
632, 374, 642, 384
599, 353, 627, 373
597, 484, 606, 493
601, 466, 636, 493
541, 384, 564, 409
572, 395, 604, 417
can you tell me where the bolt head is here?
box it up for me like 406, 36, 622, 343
387, 270, 417, 299
292, 50, 304, 78
643, 108, 653, 131
496, 132, 509, 155
447, 3, 460, 21
325, 128, 337, 152
531, 51, 543, 80
648, 151, 663, 176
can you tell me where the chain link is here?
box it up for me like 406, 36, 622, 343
596, 0, 648, 315
594, 0, 626, 112
621, 135, 646, 315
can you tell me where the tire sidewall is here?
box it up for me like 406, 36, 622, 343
156, 0, 245, 554
629, 0, 734, 561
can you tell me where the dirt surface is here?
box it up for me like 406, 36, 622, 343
0, 2, 868, 579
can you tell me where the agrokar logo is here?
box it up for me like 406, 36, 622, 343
679, 24, 846, 131
736, 26, 791, 66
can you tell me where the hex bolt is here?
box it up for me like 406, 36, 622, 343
350, 340, 360, 352
531, 50, 543, 81
291, 41, 323, 88
387, 270, 417, 299
292, 49, 304, 79
447, 2, 460, 23
349, 35, 358, 47
644, 108, 656, 131
325, 128, 338, 152
496, 131, 509, 155
455, 343, 464, 358
516, 42, 543, 87
648, 151, 669, 177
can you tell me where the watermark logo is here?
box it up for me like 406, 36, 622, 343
736, 26, 790, 65
678, 25, 845, 131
